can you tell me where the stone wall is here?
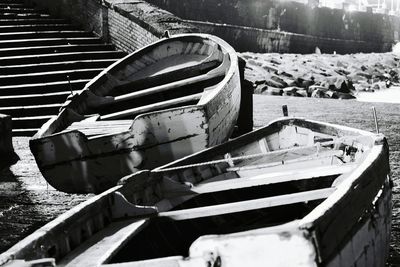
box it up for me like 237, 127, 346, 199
26, 0, 197, 53
146, 0, 399, 53
191, 20, 390, 53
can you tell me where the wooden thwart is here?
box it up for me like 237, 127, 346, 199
156, 143, 344, 173
159, 187, 335, 220
65, 120, 132, 137
59, 219, 146, 267
226, 149, 344, 172
109, 44, 221, 97
91, 67, 223, 110
192, 163, 357, 194
100, 93, 203, 120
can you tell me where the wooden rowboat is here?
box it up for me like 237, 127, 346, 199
29, 33, 241, 194
1, 117, 390, 267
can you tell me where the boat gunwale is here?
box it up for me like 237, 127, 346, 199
31, 33, 239, 140
299, 139, 389, 264
153, 117, 378, 172
0, 184, 124, 266
2, 118, 391, 266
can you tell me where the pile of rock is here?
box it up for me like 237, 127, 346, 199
240, 52, 400, 99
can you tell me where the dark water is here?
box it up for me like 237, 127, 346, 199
0, 94, 399, 265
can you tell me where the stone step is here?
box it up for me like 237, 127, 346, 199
0, 79, 90, 95
0, 30, 92, 40
0, 50, 126, 65
0, 43, 116, 57
0, 103, 62, 117
0, 18, 69, 25
0, 68, 103, 86
0, 7, 38, 13
0, 0, 25, 3
0, 24, 78, 32
0, 59, 117, 75
0, 4, 30, 10
0, 1, 125, 135
0, 91, 73, 107
0, 1, 25, 5
12, 128, 38, 136
12, 115, 54, 129
0, 37, 103, 48
0, 3, 27, 6
0, 13, 51, 19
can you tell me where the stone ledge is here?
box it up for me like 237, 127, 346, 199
0, 114, 19, 170
103, 0, 198, 38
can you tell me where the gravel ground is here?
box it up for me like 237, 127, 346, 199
0, 94, 399, 265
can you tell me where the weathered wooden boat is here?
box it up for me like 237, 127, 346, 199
1, 117, 391, 267
29, 33, 241, 194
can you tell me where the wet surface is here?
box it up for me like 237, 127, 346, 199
0, 94, 399, 265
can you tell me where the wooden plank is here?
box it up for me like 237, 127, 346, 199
65, 120, 133, 137
159, 188, 335, 221
108, 59, 220, 97
89, 65, 223, 110
156, 143, 339, 173
111, 71, 222, 104
89, 46, 224, 109
104, 257, 184, 267
226, 149, 344, 172
60, 219, 147, 267
192, 163, 357, 194
325, 178, 391, 267
100, 93, 202, 120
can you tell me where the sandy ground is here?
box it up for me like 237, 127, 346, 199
1, 94, 400, 265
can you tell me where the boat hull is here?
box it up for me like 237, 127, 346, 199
29, 34, 241, 193
152, 118, 392, 267
2, 118, 391, 266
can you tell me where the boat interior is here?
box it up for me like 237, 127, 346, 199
26, 120, 373, 266
105, 122, 370, 264
58, 37, 230, 138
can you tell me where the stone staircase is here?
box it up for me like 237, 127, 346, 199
0, 0, 126, 136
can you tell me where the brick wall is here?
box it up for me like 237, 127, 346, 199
106, 4, 159, 53
27, 0, 197, 53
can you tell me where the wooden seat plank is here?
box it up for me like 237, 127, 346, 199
159, 188, 335, 221
109, 44, 221, 97
226, 149, 344, 172
192, 163, 357, 194
100, 93, 203, 120
65, 120, 132, 137
60, 219, 146, 267
90, 68, 223, 109
156, 142, 343, 173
